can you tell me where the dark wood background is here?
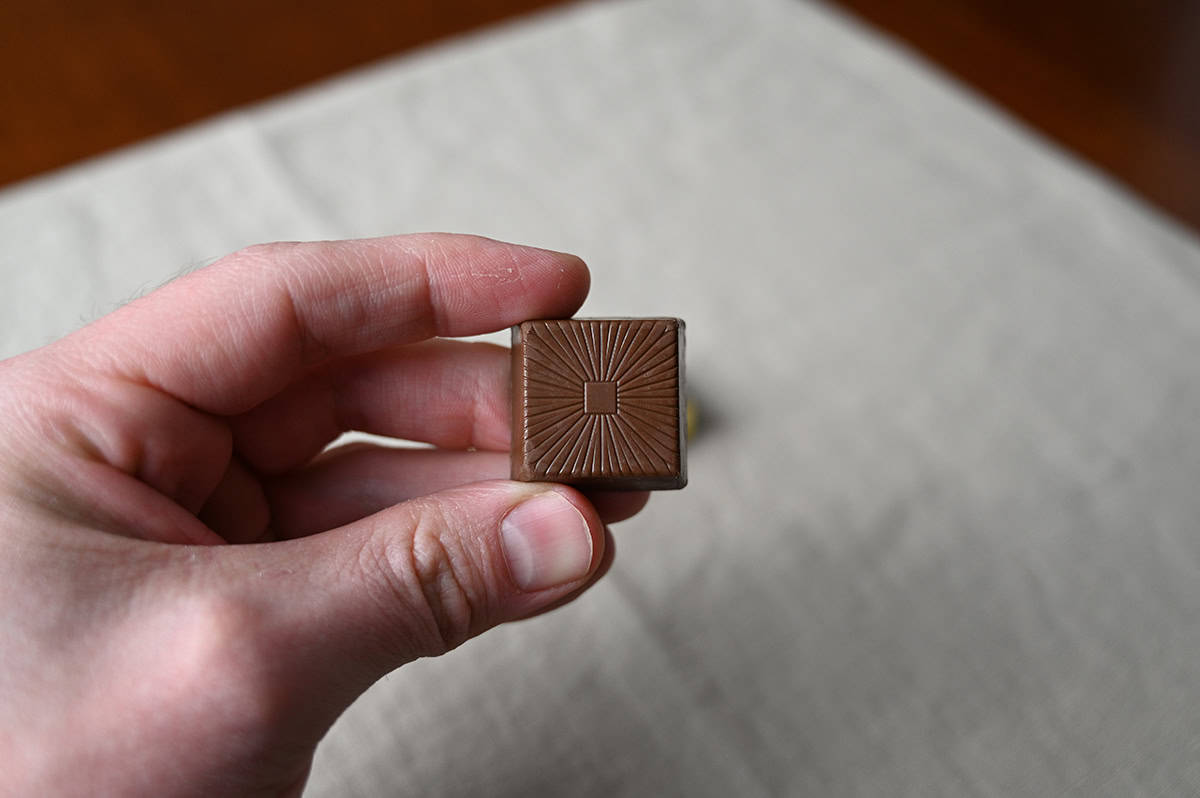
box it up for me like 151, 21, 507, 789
3, 0, 1198, 232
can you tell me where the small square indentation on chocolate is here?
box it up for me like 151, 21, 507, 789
583, 381, 617, 414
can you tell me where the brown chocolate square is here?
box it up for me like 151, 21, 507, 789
511, 318, 687, 490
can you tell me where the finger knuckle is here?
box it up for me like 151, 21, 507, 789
365, 506, 485, 657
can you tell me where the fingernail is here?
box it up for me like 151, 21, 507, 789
501, 492, 593, 592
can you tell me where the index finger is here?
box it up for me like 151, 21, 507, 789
72, 234, 590, 414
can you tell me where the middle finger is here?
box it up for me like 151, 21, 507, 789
230, 339, 511, 473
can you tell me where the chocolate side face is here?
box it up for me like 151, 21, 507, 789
511, 318, 687, 490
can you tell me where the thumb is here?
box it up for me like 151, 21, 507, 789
323, 480, 605, 661
196, 480, 606, 704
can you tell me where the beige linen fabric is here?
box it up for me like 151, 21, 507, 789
2, 1, 1200, 794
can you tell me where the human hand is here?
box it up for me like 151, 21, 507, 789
0, 234, 647, 796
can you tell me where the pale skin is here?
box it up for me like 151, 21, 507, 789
0, 234, 648, 796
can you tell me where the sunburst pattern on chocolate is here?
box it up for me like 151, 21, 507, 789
518, 319, 681, 480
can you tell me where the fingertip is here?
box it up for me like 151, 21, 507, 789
511, 242, 591, 320
496, 484, 642, 592
586, 490, 652, 524
561, 254, 591, 318
400, 234, 591, 334
473, 236, 589, 316
517, 525, 615, 620
512, 484, 608, 583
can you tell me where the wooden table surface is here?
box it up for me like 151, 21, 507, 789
3, 0, 1198, 232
